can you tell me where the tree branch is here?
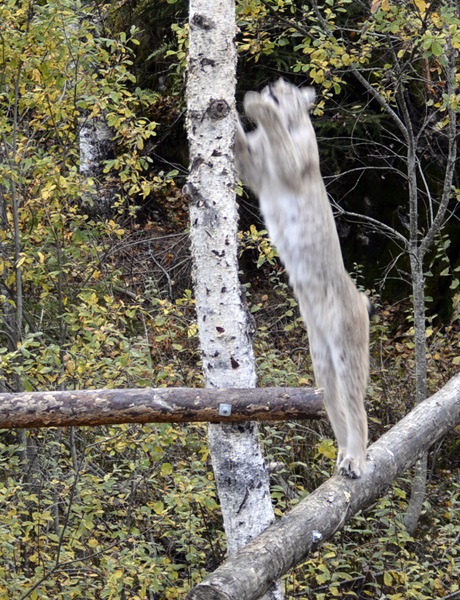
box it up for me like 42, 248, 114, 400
420, 41, 458, 257
0, 386, 324, 429
349, 64, 408, 141
258, 0, 311, 39
332, 201, 408, 247
186, 373, 460, 600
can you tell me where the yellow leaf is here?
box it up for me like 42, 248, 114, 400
41, 184, 56, 200
383, 571, 393, 586
398, 571, 407, 584
371, 0, 389, 12
317, 439, 337, 460
414, 0, 427, 15
16, 256, 26, 269
188, 323, 198, 338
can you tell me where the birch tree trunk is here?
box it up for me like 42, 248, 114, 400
185, 1, 282, 598
79, 105, 114, 216
77, 7, 114, 215
79, 115, 113, 213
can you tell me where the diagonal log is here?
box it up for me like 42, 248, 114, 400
186, 373, 460, 600
0, 386, 323, 429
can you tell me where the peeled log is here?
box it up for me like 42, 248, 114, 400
0, 387, 323, 429
186, 373, 460, 600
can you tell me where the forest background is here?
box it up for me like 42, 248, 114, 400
1, 0, 460, 598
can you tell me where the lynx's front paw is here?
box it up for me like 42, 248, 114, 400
337, 456, 366, 479
244, 91, 278, 127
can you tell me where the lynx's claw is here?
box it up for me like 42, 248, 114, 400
338, 457, 365, 479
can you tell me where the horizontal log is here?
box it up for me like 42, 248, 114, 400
186, 373, 460, 600
0, 386, 323, 429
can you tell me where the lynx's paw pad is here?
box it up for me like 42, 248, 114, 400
337, 456, 365, 479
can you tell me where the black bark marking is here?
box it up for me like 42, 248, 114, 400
190, 13, 214, 30
230, 356, 240, 369
201, 57, 215, 68
207, 99, 231, 120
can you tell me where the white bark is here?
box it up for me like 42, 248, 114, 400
185, 1, 282, 597
77, 6, 114, 214
79, 115, 114, 213
79, 117, 113, 178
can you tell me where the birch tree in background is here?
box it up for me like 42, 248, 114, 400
185, 1, 283, 597
77, 6, 115, 215
79, 115, 114, 212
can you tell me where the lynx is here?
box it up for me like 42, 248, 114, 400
235, 79, 370, 478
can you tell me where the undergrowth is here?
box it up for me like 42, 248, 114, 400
1, 224, 459, 599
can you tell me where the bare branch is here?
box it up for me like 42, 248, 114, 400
349, 65, 408, 140
332, 201, 408, 248
420, 43, 458, 256
0, 387, 324, 429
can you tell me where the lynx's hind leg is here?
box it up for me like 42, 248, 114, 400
309, 336, 351, 472
311, 328, 368, 479
336, 392, 367, 479
333, 324, 369, 478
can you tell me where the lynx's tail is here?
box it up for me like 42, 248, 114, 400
361, 293, 376, 319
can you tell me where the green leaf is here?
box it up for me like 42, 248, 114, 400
161, 462, 173, 476
153, 500, 165, 514
431, 41, 444, 57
